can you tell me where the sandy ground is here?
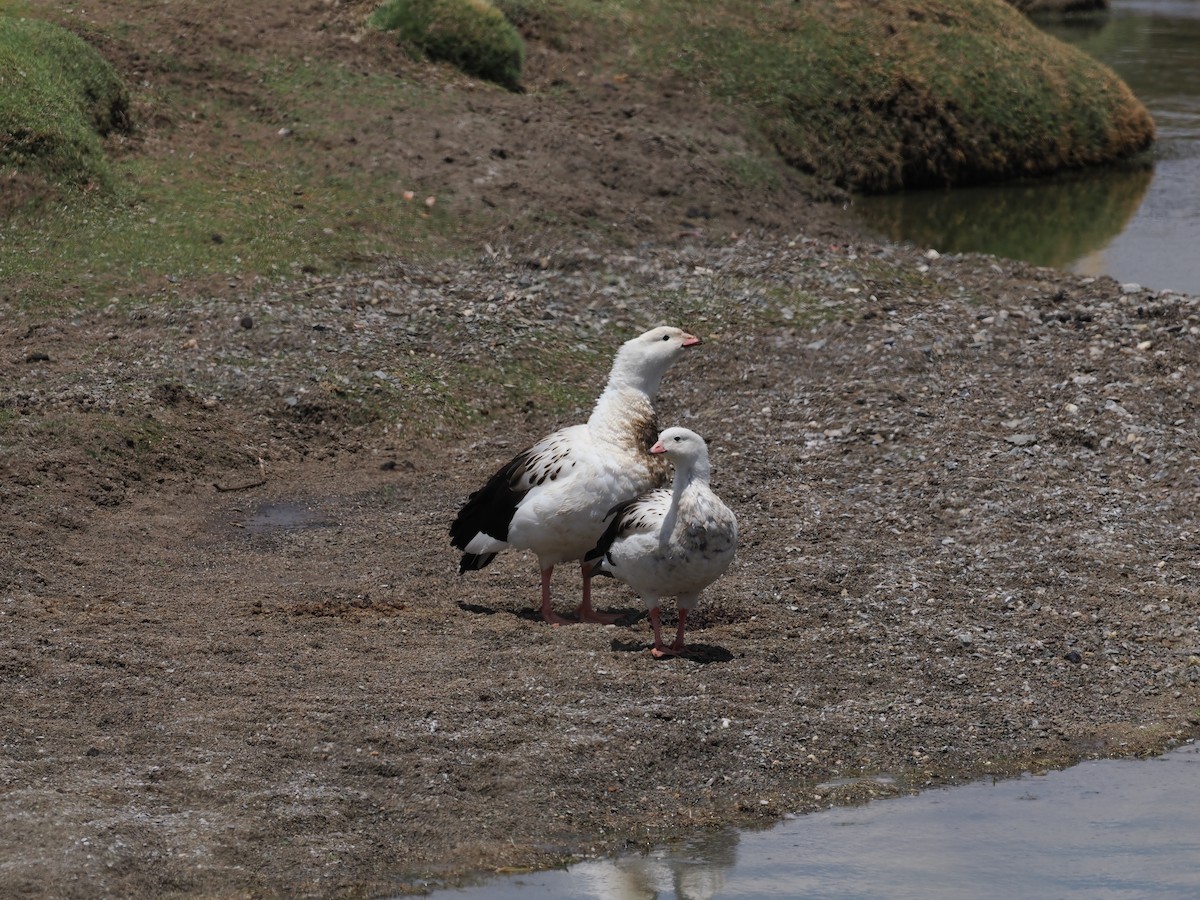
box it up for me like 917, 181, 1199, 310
3, 2, 1199, 897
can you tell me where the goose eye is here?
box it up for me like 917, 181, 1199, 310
661, 334, 670, 341
673, 435, 682, 442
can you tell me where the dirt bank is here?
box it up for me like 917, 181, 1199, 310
5, 233, 1200, 896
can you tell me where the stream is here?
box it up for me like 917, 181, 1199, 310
431, 742, 1200, 899
850, 0, 1200, 295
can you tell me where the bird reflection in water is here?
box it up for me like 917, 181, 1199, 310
573, 827, 738, 900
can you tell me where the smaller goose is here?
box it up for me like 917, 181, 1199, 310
586, 427, 737, 657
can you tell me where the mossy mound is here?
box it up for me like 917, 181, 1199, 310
0, 16, 130, 199
668, 0, 1154, 192
371, 0, 524, 91
499, 0, 1153, 193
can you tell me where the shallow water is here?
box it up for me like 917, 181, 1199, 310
239, 501, 331, 533
433, 742, 1200, 899
850, 1, 1200, 295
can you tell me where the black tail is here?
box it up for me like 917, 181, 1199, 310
449, 450, 531, 558
458, 552, 497, 575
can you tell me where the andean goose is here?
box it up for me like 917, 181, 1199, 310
450, 327, 701, 625
585, 427, 736, 657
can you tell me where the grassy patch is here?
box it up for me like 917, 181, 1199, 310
499, 0, 1154, 193
0, 56, 465, 308
370, 0, 525, 91
80, 414, 170, 463
0, 407, 16, 439
0, 0, 1156, 311
0, 15, 129, 199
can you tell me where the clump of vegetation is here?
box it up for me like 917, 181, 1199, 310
0, 15, 130, 198
370, 0, 525, 91
713, 0, 1156, 193
496, 0, 1154, 193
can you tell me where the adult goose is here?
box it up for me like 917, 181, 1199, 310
586, 427, 736, 656
450, 327, 701, 625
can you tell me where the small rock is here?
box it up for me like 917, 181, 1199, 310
1064, 650, 1083, 664
239, 315, 254, 330
1006, 434, 1038, 447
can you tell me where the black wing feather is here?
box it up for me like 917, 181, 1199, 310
457, 551, 497, 574
449, 448, 534, 561
583, 495, 643, 567
450, 430, 580, 572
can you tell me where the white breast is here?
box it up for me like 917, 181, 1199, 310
604, 483, 737, 607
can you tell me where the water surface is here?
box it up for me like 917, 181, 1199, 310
434, 742, 1200, 899
851, 1, 1200, 295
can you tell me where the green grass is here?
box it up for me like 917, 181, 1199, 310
370, 0, 525, 91
0, 55, 464, 307
0, 14, 129, 194
0, 408, 16, 439
498, 0, 1154, 193
0, 0, 1156, 309
80, 414, 170, 463
0, 158, 442, 305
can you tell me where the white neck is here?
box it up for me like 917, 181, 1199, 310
604, 341, 671, 397
587, 384, 655, 448
586, 346, 667, 447
671, 454, 710, 494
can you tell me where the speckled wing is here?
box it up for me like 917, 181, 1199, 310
584, 489, 670, 569
504, 429, 579, 494
449, 427, 581, 572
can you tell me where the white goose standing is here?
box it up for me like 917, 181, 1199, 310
586, 427, 737, 657
450, 327, 702, 625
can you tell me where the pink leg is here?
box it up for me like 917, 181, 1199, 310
576, 561, 619, 625
648, 606, 676, 658
670, 608, 689, 654
539, 567, 572, 626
